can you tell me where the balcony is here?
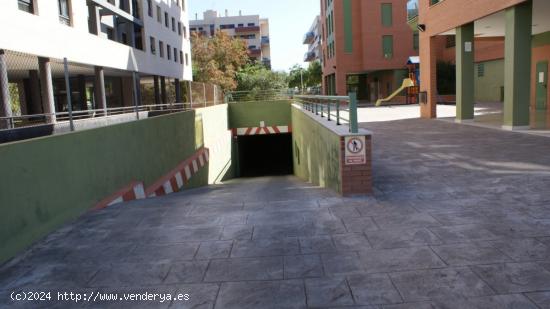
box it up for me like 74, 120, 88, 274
248, 48, 262, 57
304, 51, 316, 62
261, 36, 270, 46
303, 31, 315, 44
235, 26, 260, 33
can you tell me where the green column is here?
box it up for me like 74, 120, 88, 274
456, 23, 475, 121
503, 0, 532, 129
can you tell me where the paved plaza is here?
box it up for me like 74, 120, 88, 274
2, 116, 550, 308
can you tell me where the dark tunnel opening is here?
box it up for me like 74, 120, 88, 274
237, 133, 294, 177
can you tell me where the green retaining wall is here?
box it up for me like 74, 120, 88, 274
291, 105, 342, 194
228, 100, 292, 129
0, 105, 232, 264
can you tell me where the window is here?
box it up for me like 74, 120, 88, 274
180, 51, 184, 64
382, 35, 393, 59
167, 44, 171, 60
185, 53, 189, 66
159, 41, 164, 58
247, 23, 255, 26
238, 23, 244, 27
164, 12, 169, 27
220, 24, 235, 29
381, 3, 393, 27
477, 63, 485, 77
150, 36, 156, 55
18, 0, 34, 14
182, 0, 185, 11
147, 0, 153, 17
58, 0, 71, 26
156, 5, 161, 22
174, 47, 177, 62
413, 32, 419, 50
183, 26, 187, 39
178, 22, 182, 35
172, 17, 176, 32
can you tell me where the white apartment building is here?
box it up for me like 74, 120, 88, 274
190, 10, 271, 68
0, 0, 192, 128
303, 15, 321, 63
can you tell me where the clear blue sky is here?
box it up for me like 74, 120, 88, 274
189, 0, 319, 72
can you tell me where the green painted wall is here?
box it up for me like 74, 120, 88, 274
0, 105, 232, 264
456, 23, 475, 120
343, 0, 353, 53
474, 59, 505, 102
228, 100, 292, 129
291, 105, 341, 194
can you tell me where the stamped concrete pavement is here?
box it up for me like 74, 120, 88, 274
1, 118, 550, 308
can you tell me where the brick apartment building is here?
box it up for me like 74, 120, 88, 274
320, 0, 418, 101
413, 0, 550, 130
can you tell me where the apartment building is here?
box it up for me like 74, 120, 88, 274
413, 0, 550, 130
303, 16, 322, 63
0, 0, 192, 128
320, 0, 417, 101
190, 10, 271, 68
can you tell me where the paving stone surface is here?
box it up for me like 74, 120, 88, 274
2, 118, 550, 308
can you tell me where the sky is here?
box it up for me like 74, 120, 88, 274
189, 0, 320, 72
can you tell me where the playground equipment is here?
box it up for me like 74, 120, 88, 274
375, 78, 415, 106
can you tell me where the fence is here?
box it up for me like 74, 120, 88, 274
294, 93, 359, 133
0, 49, 222, 132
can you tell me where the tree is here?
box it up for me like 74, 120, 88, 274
234, 63, 289, 101
287, 61, 323, 90
191, 31, 249, 91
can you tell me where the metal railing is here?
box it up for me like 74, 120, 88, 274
0, 102, 197, 131
294, 92, 358, 133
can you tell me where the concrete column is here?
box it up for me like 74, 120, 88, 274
153, 75, 161, 105
88, 4, 101, 35
28, 70, 43, 115
456, 23, 475, 122
134, 74, 142, 106
94, 66, 107, 114
0, 50, 12, 129
503, 0, 532, 130
160, 76, 167, 105
419, 34, 437, 119
175, 79, 181, 103
38, 57, 56, 124
78, 75, 87, 110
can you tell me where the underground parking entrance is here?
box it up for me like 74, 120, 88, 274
236, 133, 294, 177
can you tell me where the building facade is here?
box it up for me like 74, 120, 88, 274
320, 0, 418, 101
303, 16, 322, 63
190, 10, 271, 68
412, 0, 550, 129
0, 0, 192, 128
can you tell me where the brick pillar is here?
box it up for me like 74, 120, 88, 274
419, 33, 437, 119
339, 135, 373, 196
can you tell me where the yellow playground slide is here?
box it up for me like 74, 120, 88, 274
375, 78, 415, 107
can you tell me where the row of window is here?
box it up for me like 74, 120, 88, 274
147, 1, 188, 39
18, 0, 72, 26
149, 36, 189, 66
324, 33, 418, 62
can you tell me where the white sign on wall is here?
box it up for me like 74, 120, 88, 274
465, 42, 472, 52
344, 136, 366, 165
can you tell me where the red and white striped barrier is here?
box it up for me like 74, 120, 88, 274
145, 148, 210, 197
94, 181, 146, 210
232, 125, 292, 136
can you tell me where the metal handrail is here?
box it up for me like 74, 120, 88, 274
294, 92, 359, 133
0, 101, 219, 131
